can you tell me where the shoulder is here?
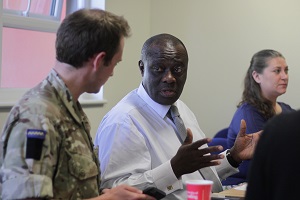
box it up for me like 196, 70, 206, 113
176, 99, 192, 111
176, 99, 195, 115
237, 102, 258, 111
101, 89, 146, 122
278, 102, 295, 112
12, 85, 64, 122
113, 89, 145, 112
232, 103, 262, 120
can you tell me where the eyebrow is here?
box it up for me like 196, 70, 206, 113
273, 65, 288, 68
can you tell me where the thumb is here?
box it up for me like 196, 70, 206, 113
183, 128, 193, 145
238, 119, 247, 136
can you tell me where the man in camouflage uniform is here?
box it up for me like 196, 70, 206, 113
0, 8, 154, 200
1, 70, 100, 199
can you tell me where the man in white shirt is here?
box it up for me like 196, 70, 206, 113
95, 33, 260, 199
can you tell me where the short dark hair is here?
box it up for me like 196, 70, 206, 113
56, 9, 131, 68
140, 33, 188, 62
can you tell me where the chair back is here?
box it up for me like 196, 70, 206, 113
208, 128, 228, 154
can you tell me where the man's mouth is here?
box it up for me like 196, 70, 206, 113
161, 89, 176, 97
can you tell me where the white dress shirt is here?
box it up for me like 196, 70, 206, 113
94, 83, 238, 199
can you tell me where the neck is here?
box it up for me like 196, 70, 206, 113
262, 92, 277, 105
262, 93, 281, 115
274, 102, 282, 115
53, 61, 85, 101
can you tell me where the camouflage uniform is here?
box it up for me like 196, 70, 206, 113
0, 69, 101, 199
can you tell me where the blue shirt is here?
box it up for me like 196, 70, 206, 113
226, 102, 295, 183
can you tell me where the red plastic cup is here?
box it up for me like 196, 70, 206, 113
186, 180, 213, 200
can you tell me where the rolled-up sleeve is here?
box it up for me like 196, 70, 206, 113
1, 112, 58, 199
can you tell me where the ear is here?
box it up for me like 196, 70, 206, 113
138, 60, 144, 76
93, 52, 106, 70
252, 70, 261, 83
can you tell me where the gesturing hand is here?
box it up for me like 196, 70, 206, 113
171, 128, 224, 178
230, 119, 262, 163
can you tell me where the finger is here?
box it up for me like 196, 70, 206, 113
238, 119, 247, 136
123, 185, 143, 194
183, 128, 193, 145
101, 188, 110, 194
190, 138, 211, 149
196, 153, 224, 163
145, 196, 156, 200
144, 195, 156, 200
252, 130, 262, 143
196, 160, 222, 169
198, 145, 224, 155
205, 160, 222, 166
208, 145, 223, 153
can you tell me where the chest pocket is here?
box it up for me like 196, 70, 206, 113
68, 154, 99, 180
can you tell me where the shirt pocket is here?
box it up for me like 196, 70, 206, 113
68, 154, 99, 180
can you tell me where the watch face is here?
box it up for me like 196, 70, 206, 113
226, 150, 231, 157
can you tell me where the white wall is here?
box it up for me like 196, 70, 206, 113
83, 0, 151, 139
1, 0, 300, 139
150, 0, 300, 137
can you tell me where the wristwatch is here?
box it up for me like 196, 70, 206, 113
226, 150, 241, 168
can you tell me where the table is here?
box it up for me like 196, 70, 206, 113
211, 183, 246, 200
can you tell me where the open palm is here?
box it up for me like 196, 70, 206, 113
231, 119, 262, 162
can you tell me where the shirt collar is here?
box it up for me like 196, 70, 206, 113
137, 83, 175, 118
47, 69, 84, 125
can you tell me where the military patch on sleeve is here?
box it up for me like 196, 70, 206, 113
26, 129, 46, 160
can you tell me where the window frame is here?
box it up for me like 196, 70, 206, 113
0, 0, 106, 108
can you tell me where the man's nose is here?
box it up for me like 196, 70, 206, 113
162, 70, 175, 83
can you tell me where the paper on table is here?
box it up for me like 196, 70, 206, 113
233, 183, 247, 191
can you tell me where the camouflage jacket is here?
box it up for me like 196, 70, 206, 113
0, 69, 101, 199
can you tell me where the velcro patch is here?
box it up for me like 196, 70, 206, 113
27, 129, 46, 140
26, 129, 46, 160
